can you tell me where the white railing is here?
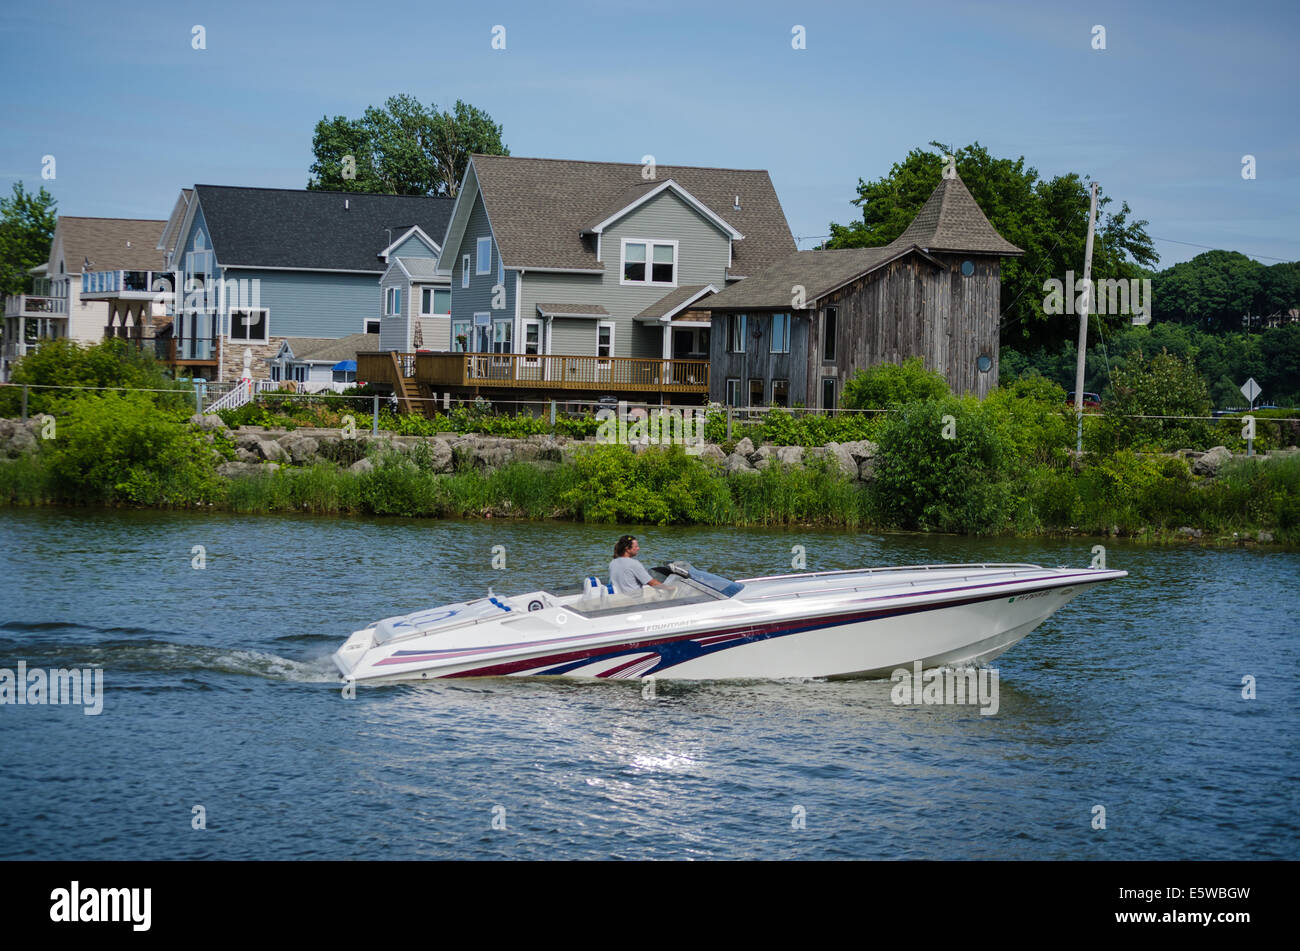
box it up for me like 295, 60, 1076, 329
207, 379, 254, 413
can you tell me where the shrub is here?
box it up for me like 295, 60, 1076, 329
868, 396, 1013, 533
1097, 348, 1214, 452
842, 356, 949, 411
45, 393, 221, 505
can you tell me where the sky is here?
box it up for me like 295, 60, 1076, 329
2, 0, 1296, 267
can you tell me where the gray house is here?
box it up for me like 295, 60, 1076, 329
411, 154, 795, 404
377, 226, 452, 352
152, 185, 453, 382
697, 173, 1024, 407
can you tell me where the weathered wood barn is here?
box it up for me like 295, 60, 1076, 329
697, 172, 1023, 406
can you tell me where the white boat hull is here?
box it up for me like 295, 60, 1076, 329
334, 564, 1125, 684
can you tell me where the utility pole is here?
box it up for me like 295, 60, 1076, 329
1074, 181, 1099, 454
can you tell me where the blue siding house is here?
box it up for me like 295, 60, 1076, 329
157, 185, 453, 382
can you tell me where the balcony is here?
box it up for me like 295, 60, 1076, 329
4, 294, 67, 317
358, 351, 710, 402
81, 269, 174, 301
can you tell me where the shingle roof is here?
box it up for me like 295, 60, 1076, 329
56, 217, 167, 272
695, 248, 918, 310
470, 155, 795, 277
536, 302, 610, 318
697, 173, 1022, 309
396, 257, 443, 280
892, 174, 1024, 256
193, 186, 454, 272
281, 332, 375, 363
635, 285, 713, 319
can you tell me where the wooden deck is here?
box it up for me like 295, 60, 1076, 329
357, 351, 709, 406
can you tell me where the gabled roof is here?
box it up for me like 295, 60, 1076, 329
697, 172, 1022, 310
53, 217, 168, 272
892, 173, 1024, 256
695, 246, 944, 310
458, 155, 795, 277
634, 284, 718, 320
191, 185, 455, 272
275, 332, 375, 364
581, 180, 743, 240
395, 257, 443, 280
379, 225, 441, 261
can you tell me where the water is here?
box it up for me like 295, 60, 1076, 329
1, 509, 1296, 859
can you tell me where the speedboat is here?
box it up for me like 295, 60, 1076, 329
332, 561, 1126, 683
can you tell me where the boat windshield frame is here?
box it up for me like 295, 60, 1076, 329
559, 565, 743, 618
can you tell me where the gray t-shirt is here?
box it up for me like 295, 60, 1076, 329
609, 557, 652, 594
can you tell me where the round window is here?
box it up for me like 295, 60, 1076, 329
961, 260, 974, 276
977, 354, 992, 373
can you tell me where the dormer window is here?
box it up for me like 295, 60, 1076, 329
621, 239, 677, 286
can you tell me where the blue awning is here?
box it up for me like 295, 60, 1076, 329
332, 360, 357, 372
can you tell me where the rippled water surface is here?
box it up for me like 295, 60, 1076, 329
1, 509, 1296, 859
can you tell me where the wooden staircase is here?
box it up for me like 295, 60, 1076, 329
390, 351, 420, 415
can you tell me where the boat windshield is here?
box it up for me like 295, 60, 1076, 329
560, 562, 743, 617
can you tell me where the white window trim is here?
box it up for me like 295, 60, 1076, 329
522, 318, 542, 366
596, 320, 615, 361
452, 319, 471, 353
420, 287, 432, 315
364, 317, 381, 334
462, 255, 470, 288
476, 238, 492, 275
228, 307, 269, 344
385, 287, 402, 316
433, 287, 451, 315
620, 237, 679, 288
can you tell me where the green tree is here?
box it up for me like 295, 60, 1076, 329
0, 182, 57, 297
307, 96, 508, 197
1, 338, 189, 417
827, 142, 1157, 351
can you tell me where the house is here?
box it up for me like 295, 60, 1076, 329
377, 227, 452, 352
152, 185, 454, 382
266, 332, 373, 390
359, 154, 796, 407
2, 216, 169, 381
696, 172, 1024, 407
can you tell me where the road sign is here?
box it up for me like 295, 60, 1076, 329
1240, 377, 1261, 406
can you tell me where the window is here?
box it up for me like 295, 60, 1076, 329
597, 321, 614, 359
523, 321, 541, 356
492, 320, 512, 353
621, 239, 677, 285
422, 287, 451, 314
728, 313, 746, 353
385, 287, 401, 316
771, 313, 790, 353
230, 308, 268, 343
822, 306, 837, 362
452, 320, 470, 352
749, 378, 763, 406
725, 378, 740, 406
364, 318, 380, 334
462, 255, 470, 288
498, 255, 505, 288
477, 237, 492, 274
822, 377, 836, 410
270, 364, 281, 382
292, 365, 307, 383
772, 379, 789, 407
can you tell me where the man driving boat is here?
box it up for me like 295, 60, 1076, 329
609, 535, 665, 595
